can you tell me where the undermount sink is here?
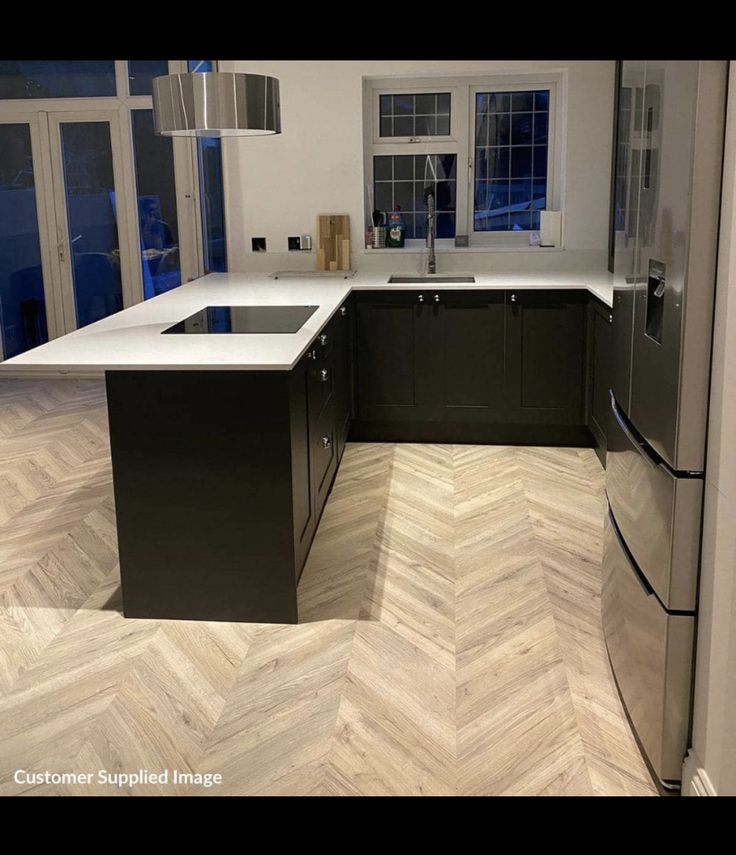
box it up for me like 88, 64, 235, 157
387, 275, 476, 284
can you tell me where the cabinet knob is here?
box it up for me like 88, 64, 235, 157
418, 294, 425, 303
433, 293, 440, 303
322, 435, 332, 449
320, 368, 329, 382
339, 306, 347, 317
510, 293, 517, 303
319, 333, 328, 346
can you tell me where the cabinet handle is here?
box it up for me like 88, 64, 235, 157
319, 333, 328, 346
418, 294, 424, 303
322, 435, 332, 449
433, 293, 440, 303
308, 349, 317, 360
320, 368, 329, 382
608, 313, 613, 324
510, 293, 517, 303
339, 306, 347, 317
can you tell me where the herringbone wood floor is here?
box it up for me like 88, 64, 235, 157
0, 379, 657, 796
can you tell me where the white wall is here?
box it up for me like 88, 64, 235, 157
683, 64, 736, 797
218, 60, 615, 273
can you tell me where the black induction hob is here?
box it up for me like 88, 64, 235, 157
162, 305, 319, 335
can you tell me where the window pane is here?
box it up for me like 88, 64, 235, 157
378, 91, 451, 137
198, 137, 228, 273
474, 89, 550, 232
0, 61, 115, 99
0, 124, 49, 358
60, 122, 123, 328
188, 60, 213, 73
128, 60, 169, 96
131, 110, 181, 299
373, 153, 456, 239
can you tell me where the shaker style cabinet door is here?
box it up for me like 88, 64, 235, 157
505, 290, 587, 426
426, 291, 507, 421
353, 291, 433, 423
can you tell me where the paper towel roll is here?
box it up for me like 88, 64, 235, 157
539, 211, 562, 247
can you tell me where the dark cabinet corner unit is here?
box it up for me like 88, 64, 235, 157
351, 288, 595, 447
105, 298, 353, 624
105, 288, 607, 625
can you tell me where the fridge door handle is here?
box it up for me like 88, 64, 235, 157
610, 392, 661, 469
607, 509, 655, 597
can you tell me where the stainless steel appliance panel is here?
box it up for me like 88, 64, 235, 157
607, 396, 703, 611
610, 61, 647, 412
602, 510, 695, 785
630, 61, 726, 471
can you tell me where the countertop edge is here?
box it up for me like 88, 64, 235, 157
0, 277, 613, 376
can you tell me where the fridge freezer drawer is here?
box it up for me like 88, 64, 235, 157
607, 401, 702, 611
601, 509, 694, 786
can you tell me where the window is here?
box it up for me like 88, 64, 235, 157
131, 110, 181, 298
127, 61, 170, 96
379, 93, 451, 138
474, 90, 549, 232
188, 61, 227, 272
0, 61, 115, 99
365, 75, 560, 248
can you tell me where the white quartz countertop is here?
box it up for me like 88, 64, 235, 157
0, 270, 613, 374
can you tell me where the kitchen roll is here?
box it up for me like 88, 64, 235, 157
539, 211, 562, 247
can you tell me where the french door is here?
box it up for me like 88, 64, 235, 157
0, 114, 57, 357
0, 94, 206, 361
45, 110, 137, 333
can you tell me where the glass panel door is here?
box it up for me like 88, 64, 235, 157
0, 119, 52, 359
131, 109, 181, 298
47, 112, 129, 331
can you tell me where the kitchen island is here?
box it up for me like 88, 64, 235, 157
0, 270, 613, 623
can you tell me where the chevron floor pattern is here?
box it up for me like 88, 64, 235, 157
0, 379, 657, 796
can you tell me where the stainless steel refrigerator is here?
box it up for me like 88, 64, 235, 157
604, 60, 727, 790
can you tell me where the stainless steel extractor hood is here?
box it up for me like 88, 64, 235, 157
152, 72, 281, 137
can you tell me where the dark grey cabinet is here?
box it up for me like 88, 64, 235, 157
354, 291, 432, 423
586, 297, 613, 466
505, 289, 588, 426
352, 288, 592, 445
428, 291, 507, 420
333, 302, 353, 462
296, 300, 353, 577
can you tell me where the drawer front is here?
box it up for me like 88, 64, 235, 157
311, 400, 337, 516
308, 353, 334, 419
607, 398, 702, 610
310, 319, 335, 363
601, 508, 694, 785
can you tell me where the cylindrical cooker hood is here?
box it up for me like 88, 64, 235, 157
152, 72, 281, 137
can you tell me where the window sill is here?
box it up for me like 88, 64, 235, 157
362, 244, 565, 254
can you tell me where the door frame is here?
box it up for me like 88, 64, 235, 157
0, 112, 63, 350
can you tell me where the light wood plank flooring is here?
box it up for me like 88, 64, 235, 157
0, 379, 657, 796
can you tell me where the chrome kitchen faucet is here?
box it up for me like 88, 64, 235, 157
425, 187, 436, 274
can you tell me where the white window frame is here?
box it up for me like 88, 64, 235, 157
363, 72, 564, 251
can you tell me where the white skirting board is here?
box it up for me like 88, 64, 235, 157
682, 750, 717, 795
